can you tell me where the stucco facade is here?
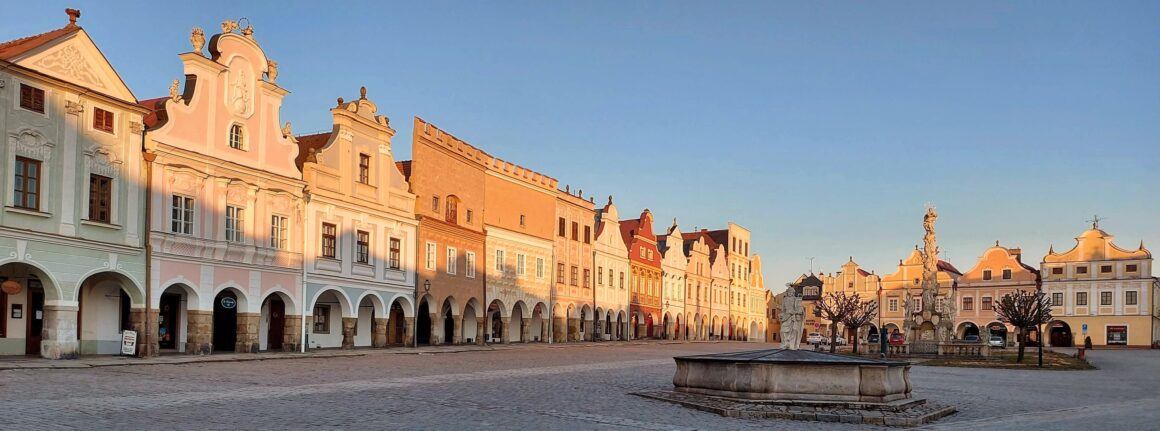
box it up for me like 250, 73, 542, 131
0, 11, 149, 358
1041, 226, 1157, 347
657, 220, 687, 340
409, 118, 486, 346
298, 88, 417, 350
878, 249, 962, 342
681, 231, 714, 340
953, 244, 1036, 345
621, 209, 662, 338
141, 26, 305, 355
593, 197, 630, 341
552, 189, 596, 342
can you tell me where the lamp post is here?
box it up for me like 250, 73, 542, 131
413, 280, 430, 347
877, 280, 886, 356
1035, 272, 1043, 368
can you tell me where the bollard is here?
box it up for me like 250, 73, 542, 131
1076, 347, 1085, 361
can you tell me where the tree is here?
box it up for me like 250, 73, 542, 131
841, 298, 879, 355
815, 291, 860, 353
993, 289, 1053, 363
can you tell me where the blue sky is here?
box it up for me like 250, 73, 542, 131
7, 1, 1159, 289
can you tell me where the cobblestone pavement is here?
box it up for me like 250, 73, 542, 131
1, 342, 1157, 430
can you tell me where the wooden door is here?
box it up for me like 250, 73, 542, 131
267, 298, 284, 351
26, 287, 44, 356
158, 294, 180, 350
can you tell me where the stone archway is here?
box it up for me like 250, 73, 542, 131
308, 289, 353, 349
463, 298, 481, 345
259, 290, 300, 352
77, 271, 143, 355
212, 287, 250, 353
387, 298, 409, 346
0, 262, 68, 358
487, 299, 507, 343
416, 299, 432, 346
355, 293, 385, 348
1049, 321, 1073, 347
158, 283, 200, 353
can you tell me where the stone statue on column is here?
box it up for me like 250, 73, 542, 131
779, 287, 804, 350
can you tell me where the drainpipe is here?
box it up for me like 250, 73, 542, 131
301, 189, 310, 353
141, 145, 155, 358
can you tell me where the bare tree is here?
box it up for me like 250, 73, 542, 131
841, 298, 879, 355
993, 289, 1053, 363
815, 291, 860, 353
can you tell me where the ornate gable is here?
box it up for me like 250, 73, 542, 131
15, 30, 136, 102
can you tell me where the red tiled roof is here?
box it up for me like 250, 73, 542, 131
937, 260, 962, 275
856, 268, 871, 277
395, 160, 411, 181
0, 25, 78, 61
681, 230, 719, 250
619, 218, 641, 248
137, 97, 168, 129
294, 133, 331, 171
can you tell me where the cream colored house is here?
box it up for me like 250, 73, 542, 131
657, 219, 687, 339
593, 196, 630, 340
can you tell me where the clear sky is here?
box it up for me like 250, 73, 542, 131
7, 1, 1159, 290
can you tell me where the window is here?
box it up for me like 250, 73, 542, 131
962, 297, 973, 311
558, 217, 566, 237
495, 250, 506, 273
358, 153, 370, 184
1107, 326, 1128, 345
170, 195, 193, 234
465, 209, 473, 224
270, 215, 288, 249
356, 231, 370, 264
19, 84, 46, 113
517, 254, 526, 276
425, 242, 436, 271
93, 107, 115, 133
446, 247, 457, 275
647, 250, 653, 260
619, 272, 624, 289
1126, 291, 1138, 306
1126, 264, 1139, 273
556, 263, 565, 283
609, 271, 614, 287
519, 214, 526, 227
445, 196, 459, 224
888, 298, 898, 312
583, 269, 590, 288
570, 266, 579, 286
571, 222, 579, 241
229, 124, 244, 150
388, 238, 401, 269
982, 296, 993, 310
1051, 292, 1063, 306
14, 157, 42, 210
465, 251, 476, 278
1002, 269, 1012, 280
584, 226, 591, 244
1100, 265, 1113, 274
597, 267, 603, 285
321, 223, 337, 259
1076, 292, 1087, 306
88, 174, 112, 223
982, 270, 992, 281
431, 196, 440, 212
313, 305, 330, 333
1076, 266, 1088, 275
225, 206, 245, 243
1101, 291, 1112, 306
536, 257, 545, 279
1051, 267, 1063, 275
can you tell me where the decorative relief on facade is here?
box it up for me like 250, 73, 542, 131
226, 184, 249, 206
65, 100, 85, 115
228, 68, 253, 117
221, 20, 239, 33
169, 79, 182, 102
129, 121, 144, 134
33, 45, 104, 90
86, 149, 120, 178
339, 130, 354, 141
190, 27, 205, 54
271, 194, 292, 213
266, 60, 278, 83
168, 171, 201, 195
9, 128, 55, 161
378, 143, 390, 155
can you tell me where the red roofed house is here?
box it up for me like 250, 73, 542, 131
621, 209, 662, 338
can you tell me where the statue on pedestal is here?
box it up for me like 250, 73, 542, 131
779, 287, 805, 350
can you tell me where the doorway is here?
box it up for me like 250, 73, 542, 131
26, 281, 44, 356
443, 312, 454, 344
158, 293, 181, 350
213, 290, 238, 352
267, 297, 285, 351
416, 302, 431, 345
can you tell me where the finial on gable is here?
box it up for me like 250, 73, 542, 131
995, 240, 1000, 247
607, 195, 613, 205
336, 97, 344, 108
360, 86, 367, 100
65, 8, 81, 27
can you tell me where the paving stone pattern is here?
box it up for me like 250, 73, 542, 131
0, 343, 1158, 430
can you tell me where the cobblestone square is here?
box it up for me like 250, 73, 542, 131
2, 342, 1158, 430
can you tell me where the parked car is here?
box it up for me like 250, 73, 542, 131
832, 337, 847, 346
868, 333, 880, 344
963, 335, 980, 343
989, 336, 1005, 347
806, 332, 825, 344
888, 332, 906, 345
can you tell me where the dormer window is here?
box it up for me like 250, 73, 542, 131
228, 124, 245, 150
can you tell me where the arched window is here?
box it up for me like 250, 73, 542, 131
445, 195, 459, 224
229, 124, 245, 150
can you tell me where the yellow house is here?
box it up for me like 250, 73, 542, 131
1041, 225, 1158, 347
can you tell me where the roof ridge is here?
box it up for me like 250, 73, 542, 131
0, 25, 79, 61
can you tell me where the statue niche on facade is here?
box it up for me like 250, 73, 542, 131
779, 287, 805, 350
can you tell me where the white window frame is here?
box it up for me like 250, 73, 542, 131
446, 246, 458, 275
536, 257, 545, 279
270, 215, 289, 250
517, 253, 526, 277
495, 249, 506, 274
225, 205, 245, 243
388, 237, 402, 270
228, 123, 246, 150
170, 194, 194, 235
425, 241, 437, 271
465, 251, 476, 278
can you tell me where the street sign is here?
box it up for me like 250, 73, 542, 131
120, 330, 138, 355
1082, 323, 1088, 334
